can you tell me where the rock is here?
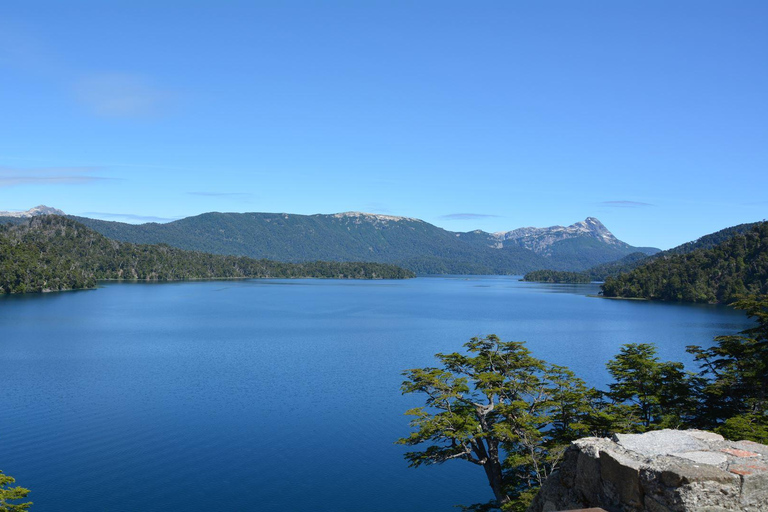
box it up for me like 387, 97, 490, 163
527, 430, 768, 512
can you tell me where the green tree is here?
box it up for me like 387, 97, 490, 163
0, 471, 31, 512
604, 343, 697, 431
687, 295, 768, 442
397, 335, 594, 511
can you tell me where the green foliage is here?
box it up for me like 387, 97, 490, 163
601, 222, 768, 303
604, 344, 699, 432
0, 471, 31, 512
521, 270, 591, 284
584, 222, 760, 283
584, 252, 652, 281
67, 212, 653, 275
0, 216, 414, 294
400, 295, 768, 509
687, 295, 768, 441
398, 335, 597, 510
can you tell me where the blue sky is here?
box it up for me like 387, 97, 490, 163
1, 1, 766, 249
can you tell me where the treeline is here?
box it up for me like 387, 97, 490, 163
521, 270, 592, 283
401, 295, 768, 510
0, 216, 414, 294
602, 222, 768, 303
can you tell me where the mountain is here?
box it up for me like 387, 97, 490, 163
583, 221, 762, 281
0, 216, 414, 294
0, 205, 65, 219
601, 222, 768, 303
63, 210, 656, 274
494, 217, 621, 253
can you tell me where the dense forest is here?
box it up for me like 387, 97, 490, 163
65, 212, 656, 274
522, 221, 765, 286
521, 270, 592, 283
601, 222, 768, 303
0, 216, 414, 294
585, 222, 761, 280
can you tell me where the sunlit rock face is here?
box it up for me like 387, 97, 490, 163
528, 429, 768, 512
494, 217, 623, 256
0, 205, 65, 218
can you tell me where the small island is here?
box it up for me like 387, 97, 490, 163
521, 270, 592, 284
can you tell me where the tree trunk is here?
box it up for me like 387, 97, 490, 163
483, 457, 510, 506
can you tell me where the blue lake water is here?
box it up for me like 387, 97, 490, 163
0, 276, 754, 511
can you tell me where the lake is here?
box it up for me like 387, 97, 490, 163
0, 276, 754, 511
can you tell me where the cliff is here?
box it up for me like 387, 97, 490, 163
528, 429, 767, 512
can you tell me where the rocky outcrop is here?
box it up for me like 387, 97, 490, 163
494, 217, 623, 255
528, 429, 768, 512
0, 205, 65, 218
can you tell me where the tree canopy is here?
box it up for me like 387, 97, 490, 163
398, 335, 597, 511
399, 295, 768, 509
0, 471, 31, 512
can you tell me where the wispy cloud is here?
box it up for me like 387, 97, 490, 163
75, 73, 174, 118
599, 201, 654, 208
363, 202, 392, 214
440, 213, 502, 220
82, 212, 176, 223
188, 192, 253, 198
0, 26, 176, 120
0, 166, 114, 188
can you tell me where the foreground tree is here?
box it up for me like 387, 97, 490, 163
398, 335, 594, 511
604, 343, 699, 432
0, 471, 32, 512
687, 295, 768, 442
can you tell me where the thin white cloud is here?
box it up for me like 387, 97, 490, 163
440, 213, 502, 220
363, 202, 392, 214
0, 166, 114, 188
82, 212, 176, 223
75, 73, 173, 118
600, 201, 654, 208
188, 192, 253, 197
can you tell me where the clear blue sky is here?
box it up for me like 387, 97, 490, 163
1, 1, 766, 249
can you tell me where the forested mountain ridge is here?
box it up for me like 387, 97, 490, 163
601, 222, 768, 303
523, 221, 765, 285
0, 216, 414, 294
584, 222, 762, 280
62, 210, 656, 274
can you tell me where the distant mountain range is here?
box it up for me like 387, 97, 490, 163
0, 208, 651, 274
0, 206, 660, 274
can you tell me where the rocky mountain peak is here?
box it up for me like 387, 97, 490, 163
492, 217, 622, 255
331, 211, 418, 223
0, 205, 65, 218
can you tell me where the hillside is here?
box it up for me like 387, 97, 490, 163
0, 216, 414, 294
63, 211, 655, 274
601, 222, 768, 303
584, 222, 761, 280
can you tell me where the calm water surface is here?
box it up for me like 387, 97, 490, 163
0, 277, 754, 511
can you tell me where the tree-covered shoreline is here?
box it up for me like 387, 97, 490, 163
601, 222, 768, 303
521, 270, 592, 283
0, 216, 414, 294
